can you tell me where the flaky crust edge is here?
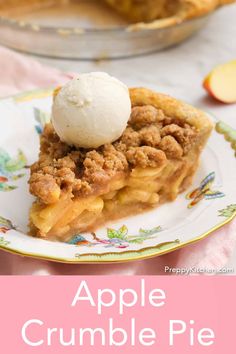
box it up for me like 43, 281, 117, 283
129, 87, 214, 135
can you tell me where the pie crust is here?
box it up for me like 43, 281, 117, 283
104, 0, 235, 24
0, 1, 234, 29
29, 88, 213, 241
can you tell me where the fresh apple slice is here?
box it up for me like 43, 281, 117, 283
203, 60, 236, 103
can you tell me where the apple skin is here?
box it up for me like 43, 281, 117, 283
203, 75, 228, 103
203, 60, 236, 104
203, 75, 216, 99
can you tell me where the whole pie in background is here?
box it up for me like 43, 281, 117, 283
0, 0, 235, 24
29, 84, 213, 242
0, 0, 235, 59
104, 0, 236, 23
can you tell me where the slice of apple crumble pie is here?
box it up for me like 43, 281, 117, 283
29, 86, 213, 241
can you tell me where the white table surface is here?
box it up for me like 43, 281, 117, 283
29, 4, 236, 271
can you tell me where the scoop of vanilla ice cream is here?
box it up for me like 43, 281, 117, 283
52, 72, 131, 148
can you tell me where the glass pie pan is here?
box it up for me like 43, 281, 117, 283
0, 4, 211, 60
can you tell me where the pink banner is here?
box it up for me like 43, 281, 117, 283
0, 276, 235, 353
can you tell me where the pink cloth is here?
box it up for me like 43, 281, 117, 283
0, 46, 235, 275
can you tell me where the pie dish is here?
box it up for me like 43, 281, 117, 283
0, 1, 235, 59
29, 87, 213, 241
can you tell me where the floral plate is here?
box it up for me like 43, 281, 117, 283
0, 89, 235, 263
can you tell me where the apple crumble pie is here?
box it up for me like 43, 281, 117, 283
29, 87, 213, 241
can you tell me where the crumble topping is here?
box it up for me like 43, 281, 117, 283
160, 123, 196, 154
30, 105, 198, 204
139, 125, 161, 147
126, 146, 166, 169
129, 105, 165, 129
159, 136, 183, 159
